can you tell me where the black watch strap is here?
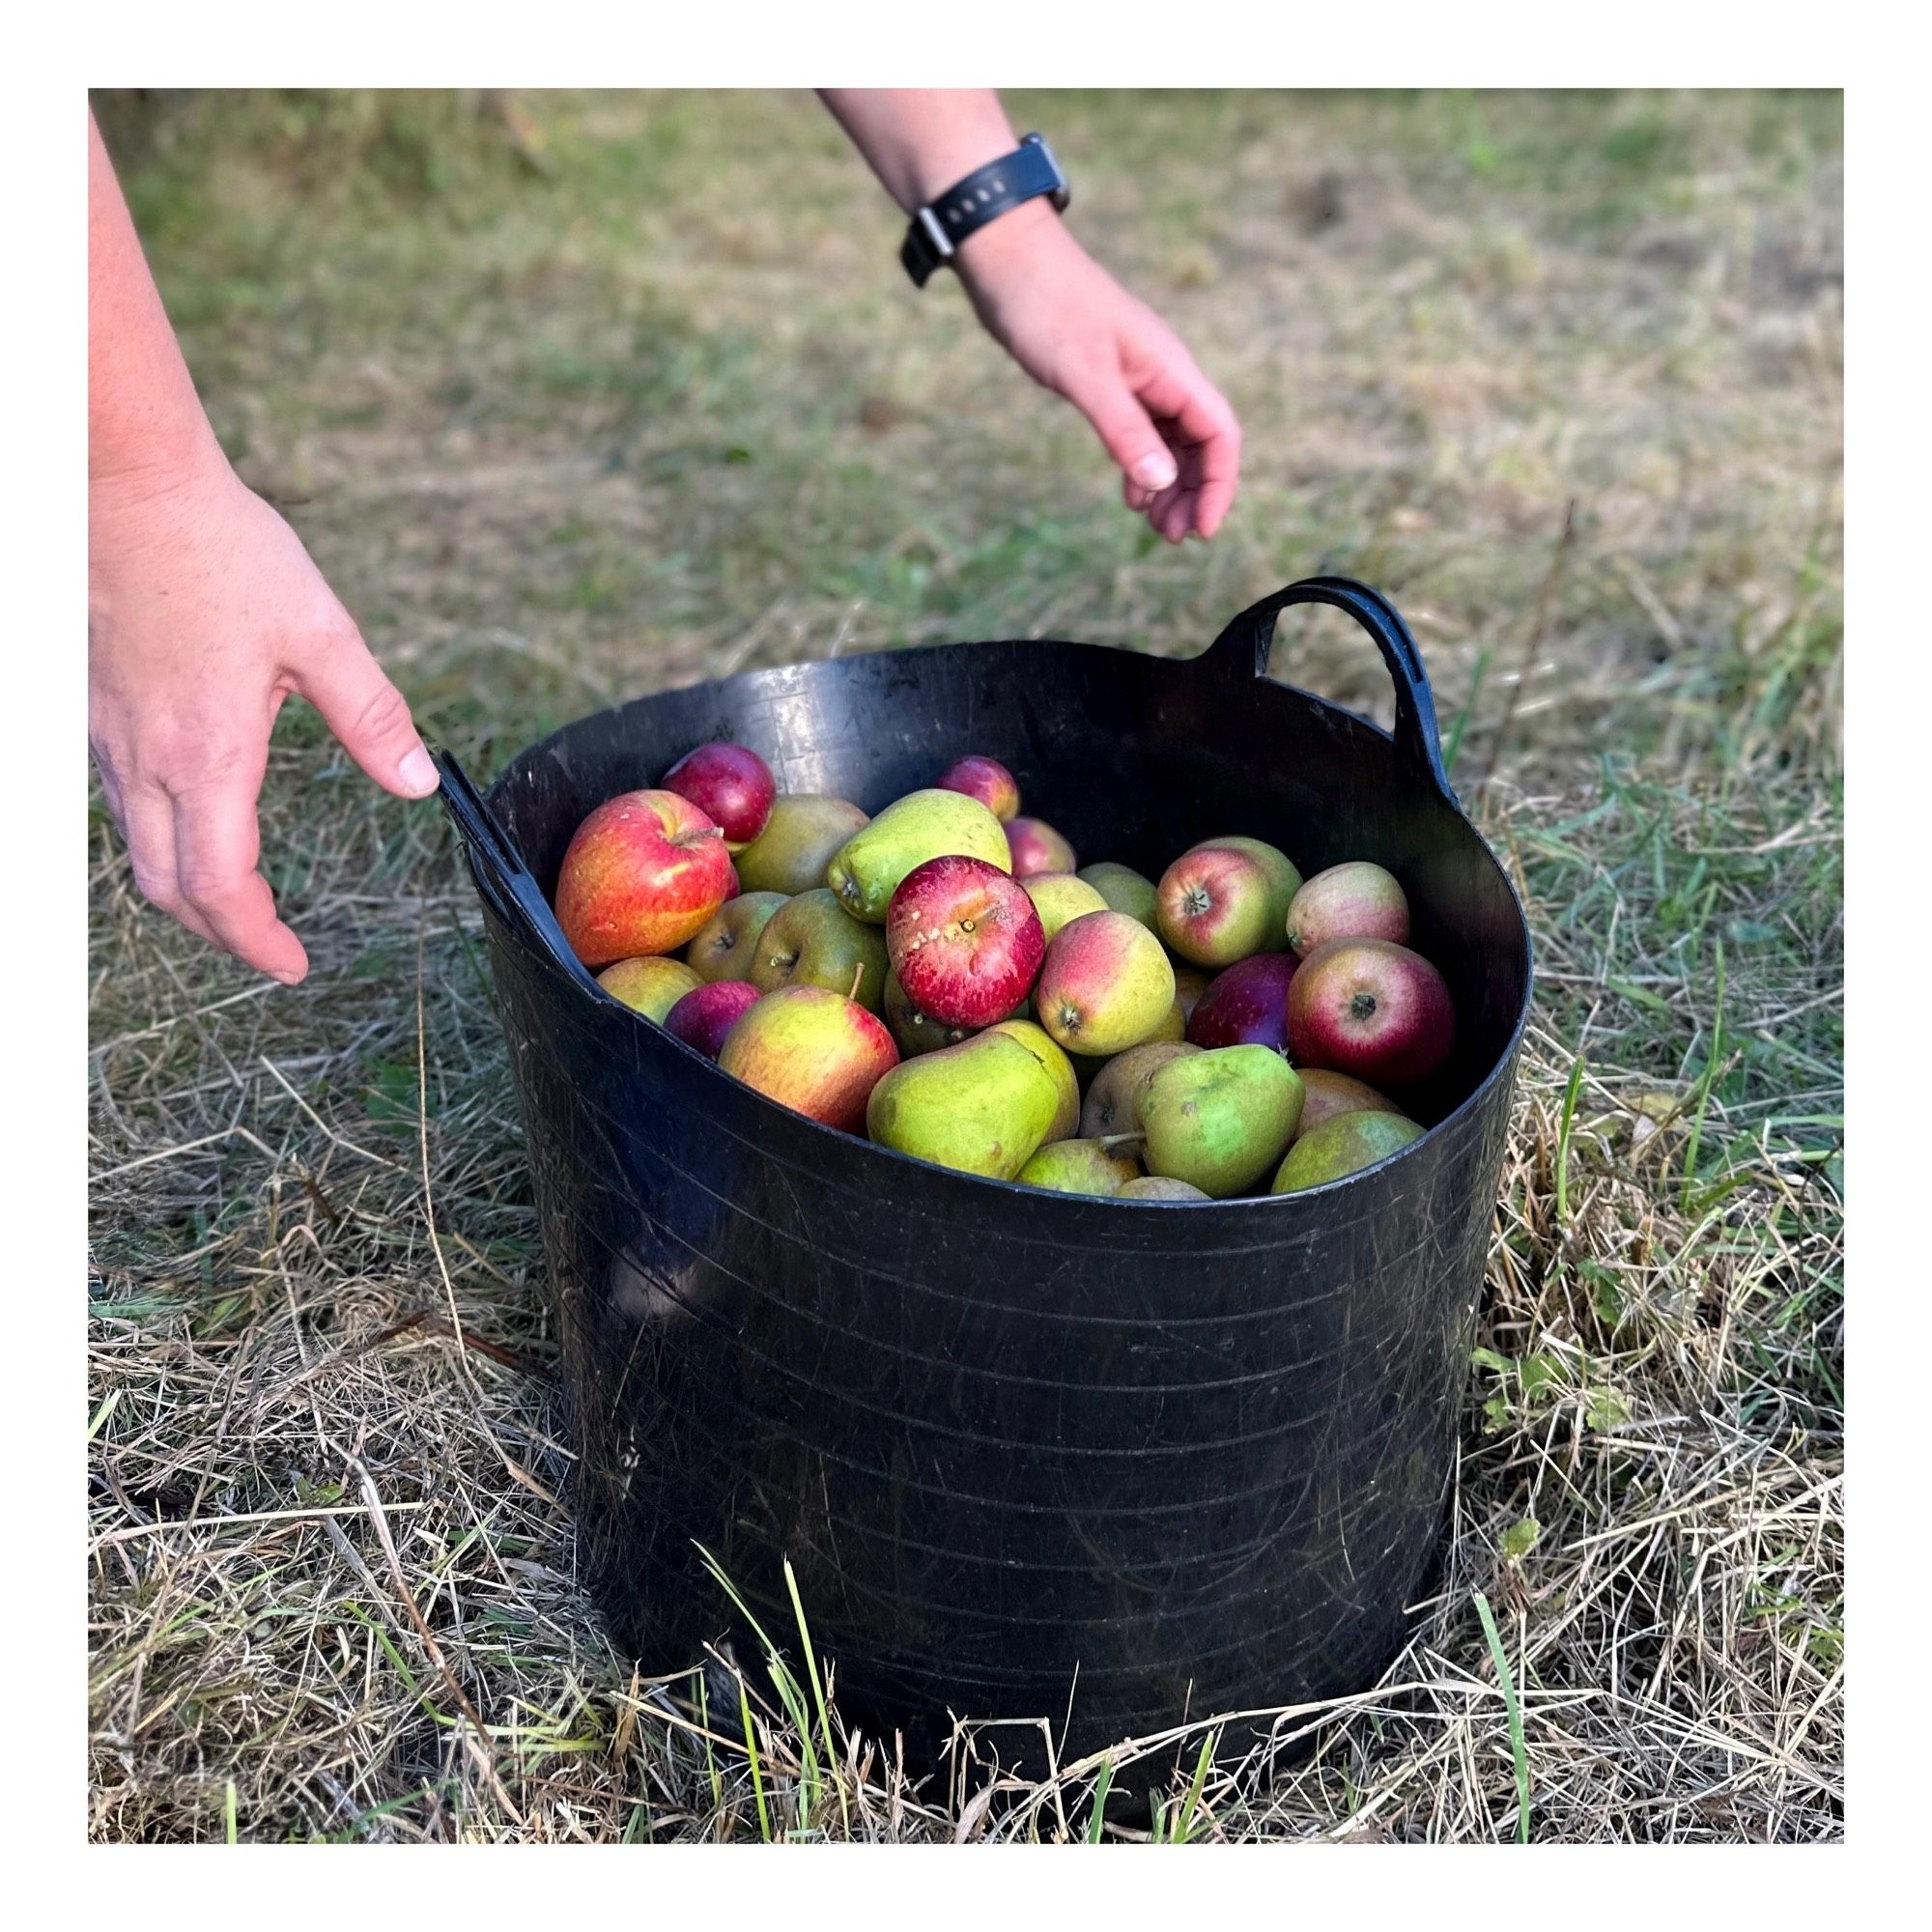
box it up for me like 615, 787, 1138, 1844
900, 133, 1070, 288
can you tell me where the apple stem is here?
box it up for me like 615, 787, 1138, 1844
1096, 1132, 1146, 1150
848, 963, 865, 1004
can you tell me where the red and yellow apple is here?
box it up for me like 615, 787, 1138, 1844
1156, 845, 1276, 967
555, 789, 736, 967
936, 754, 1021, 823
1286, 862, 1409, 956
597, 954, 703, 1022
1005, 815, 1077, 879
1034, 909, 1176, 1057
717, 985, 899, 1133
1287, 938, 1455, 1088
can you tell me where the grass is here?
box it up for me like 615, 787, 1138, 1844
87, 88, 1840, 1841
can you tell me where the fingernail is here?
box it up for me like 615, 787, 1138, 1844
399, 747, 439, 797
1130, 451, 1178, 492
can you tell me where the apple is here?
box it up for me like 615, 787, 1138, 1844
886, 854, 1046, 1029
664, 980, 761, 1059
1034, 909, 1176, 1057
883, 968, 980, 1058
660, 742, 777, 851
597, 954, 703, 1023
1172, 963, 1211, 1022
555, 788, 736, 967
936, 754, 1021, 823
748, 889, 890, 1013
1286, 862, 1409, 956
1021, 871, 1109, 945
1184, 836, 1302, 945
1006, 816, 1077, 879
1293, 1067, 1398, 1142
1287, 938, 1456, 1088
1186, 952, 1299, 1053
685, 890, 788, 982
1156, 845, 1276, 967
717, 985, 898, 1133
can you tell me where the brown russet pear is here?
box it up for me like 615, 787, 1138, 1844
1140, 1045, 1305, 1199
866, 1030, 1061, 1181
1118, 1176, 1210, 1202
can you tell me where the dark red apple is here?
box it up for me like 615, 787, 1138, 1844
1287, 939, 1455, 1089
660, 742, 777, 851
555, 789, 736, 967
886, 854, 1046, 1029
1186, 952, 1299, 1053
1005, 816, 1077, 879
664, 980, 761, 1059
717, 985, 899, 1133
936, 754, 1021, 823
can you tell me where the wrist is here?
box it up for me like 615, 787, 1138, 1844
953, 198, 1074, 286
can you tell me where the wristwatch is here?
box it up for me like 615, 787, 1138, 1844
900, 133, 1070, 288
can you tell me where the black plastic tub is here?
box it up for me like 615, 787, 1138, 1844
439, 576, 1531, 1769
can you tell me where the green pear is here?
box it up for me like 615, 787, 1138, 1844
749, 889, 890, 1012
1078, 862, 1161, 935
1079, 1039, 1201, 1139
685, 890, 789, 983
826, 789, 1011, 923
985, 1017, 1080, 1141
1017, 1137, 1142, 1197
1118, 1176, 1210, 1202
733, 795, 870, 895
867, 1030, 1061, 1180
1271, 1110, 1422, 1193
1022, 871, 1110, 944
1140, 1045, 1305, 1199
1185, 835, 1303, 948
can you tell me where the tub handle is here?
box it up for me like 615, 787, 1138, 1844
432, 744, 602, 993
1203, 575, 1456, 803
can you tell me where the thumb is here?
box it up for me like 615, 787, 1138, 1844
1063, 373, 1179, 498
290, 624, 439, 800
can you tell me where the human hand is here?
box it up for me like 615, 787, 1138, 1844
88, 460, 439, 983
954, 203, 1242, 542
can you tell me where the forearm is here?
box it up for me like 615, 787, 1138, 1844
816, 89, 1023, 212
89, 109, 225, 496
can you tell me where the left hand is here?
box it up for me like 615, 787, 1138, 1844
955, 203, 1242, 542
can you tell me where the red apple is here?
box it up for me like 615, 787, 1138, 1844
886, 854, 1045, 1028
1186, 952, 1299, 1053
717, 985, 899, 1133
660, 742, 777, 851
1006, 816, 1077, 879
936, 754, 1021, 823
664, 980, 761, 1059
1156, 845, 1276, 967
1286, 862, 1409, 956
1287, 939, 1455, 1089
555, 788, 736, 967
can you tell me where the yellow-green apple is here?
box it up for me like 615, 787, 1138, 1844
597, 954, 703, 1022
1077, 862, 1160, 934
1271, 1111, 1423, 1192
660, 742, 776, 852
1184, 835, 1302, 944
718, 985, 898, 1133
1156, 845, 1276, 968
1285, 862, 1410, 956
936, 754, 1020, 823
886, 855, 1045, 1029
1186, 953, 1298, 1053
749, 889, 890, 1012
556, 788, 736, 967
734, 795, 869, 895
1022, 872, 1109, 944
1005, 815, 1077, 879
1287, 938, 1455, 1088
664, 980, 761, 1058
1035, 910, 1176, 1057
685, 890, 788, 982
1292, 1068, 1398, 1142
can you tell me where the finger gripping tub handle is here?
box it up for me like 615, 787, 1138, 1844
433, 744, 602, 993
1205, 575, 1455, 802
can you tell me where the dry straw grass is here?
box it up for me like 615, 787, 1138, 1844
88, 89, 1841, 1841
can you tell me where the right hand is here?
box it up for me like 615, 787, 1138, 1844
88, 459, 440, 983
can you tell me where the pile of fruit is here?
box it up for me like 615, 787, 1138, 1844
552, 741, 1459, 1201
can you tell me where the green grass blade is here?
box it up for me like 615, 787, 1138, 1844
224, 1778, 238, 1844
784, 1558, 850, 1837
1555, 1052, 1586, 1225
1474, 1590, 1531, 1843
1174, 1729, 1217, 1842
738, 1674, 772, 1844
1681, 936, 1726, 1210
1085, 1759, 1114, 1842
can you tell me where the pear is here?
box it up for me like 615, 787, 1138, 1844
866, 1031, 1060, 1180
1184, 835, 1304, 946
1022, 871, 1110, 944
826, 789, 1011, 923
732, 795, 870, 895
1140, 1045, 1305, 1199
1118, 1176, 1210, 1202
985, 1017, 1080, 1142
1017, 1138, 1142, 1197
1079, 1039, 1201, 1139
1077, 861, 1161, 935
1271, 1111, 1422, 1192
